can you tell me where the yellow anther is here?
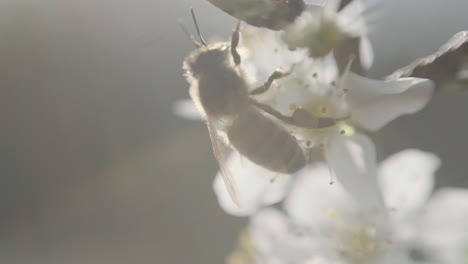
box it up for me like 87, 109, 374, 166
338, 123, 355, 136
327, 208, 338, 220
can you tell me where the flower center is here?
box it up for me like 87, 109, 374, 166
326, 209, 388, 263
259, 50, 355, 149
226, 230, 256, 264
341, 227, 379, 263
306, 16, 342, 57
286, 75, 351, 144
282, 7, 342, 57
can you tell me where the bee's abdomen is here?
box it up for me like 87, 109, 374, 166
227, 108, 306, 174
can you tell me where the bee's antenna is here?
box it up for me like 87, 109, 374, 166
177, 18, 202, 48
190, 7, 208, 47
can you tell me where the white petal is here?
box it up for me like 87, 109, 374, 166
346, 73, 435, 131
420, 188, 468, 263
285, 164, 357, 227
241, 26, 306, 84
326, 133, 386, 211
250, 208, 319, 262
249, 208, 290, 256
314, 54, 339, 83
271, 55, 339, 115
359, 36, 374, 70
337, 0, 367, 37
172, 99, 202, 120
213, 152, 291, 216
378, 149, 440, 217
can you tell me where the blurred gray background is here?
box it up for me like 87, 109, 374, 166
0, 0, 467, 263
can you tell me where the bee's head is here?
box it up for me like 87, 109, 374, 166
184, 45, 229, 76
181, 8, 231, 77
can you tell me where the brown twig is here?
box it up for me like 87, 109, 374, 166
338, 0, 354, 11
387, 31, 468, 91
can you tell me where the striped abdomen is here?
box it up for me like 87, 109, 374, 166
227, 107, 306, 174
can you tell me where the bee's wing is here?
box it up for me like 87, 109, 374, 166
206, 121, 241, 207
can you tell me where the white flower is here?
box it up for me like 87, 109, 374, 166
242, 144, 468, 264
239, 27, 434, 161
176, 25, 434, 215
239, 32, 433, 212
242, 29, 435, 132
416, 189, 468, 264
282, 0, 379, 68
175, 12, 433, 215
245, 135, 391, 263
211, 43, 433, 214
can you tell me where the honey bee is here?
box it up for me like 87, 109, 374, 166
182, 9, 319, 205
206, 0, 305, 30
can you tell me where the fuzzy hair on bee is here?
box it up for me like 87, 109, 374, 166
183, 41, 250, 120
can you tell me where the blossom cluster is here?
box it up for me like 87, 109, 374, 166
177, 0, 468, 263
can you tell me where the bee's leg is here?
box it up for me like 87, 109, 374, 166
251, 99, 344, 129
290, 107, 319, 128
249, 98, 296, 125
231, 20, 241, 66
249, 66, 295, 95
